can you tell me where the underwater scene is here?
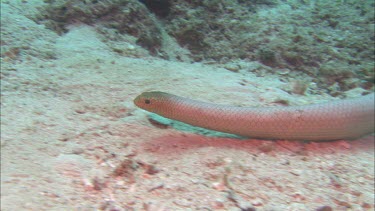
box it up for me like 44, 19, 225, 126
1, 0, 374, 210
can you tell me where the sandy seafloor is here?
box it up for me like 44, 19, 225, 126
1, 1, 374, 211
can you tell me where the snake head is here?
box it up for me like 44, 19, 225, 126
134, 91, 171, 113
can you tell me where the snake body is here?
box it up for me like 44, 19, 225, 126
134, 92, 374, 141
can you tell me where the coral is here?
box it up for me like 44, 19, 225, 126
33, 0, 374, 89
139, 0, 171, 18
257, 48, 277, 67
37, 0, 163, 54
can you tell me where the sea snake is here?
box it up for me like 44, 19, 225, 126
134, 92, 374, 141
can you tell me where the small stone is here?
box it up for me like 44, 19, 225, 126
211, 199, 225, 209
357, 176, 365, 183
316, 205, 333, 211
280, 159, 290, 165
291, 191, 306, 201
173, 198, 192, 207
212, 182, 226, 191
72, 149, 83, 155
277, 68, 290, 75
250, 197, 263, 206
127, 44, 135, 50
224, 64, 240, 72
145, 164, 160, 175
290, 169, 303, 176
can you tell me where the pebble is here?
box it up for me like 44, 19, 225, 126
280, 159, 290, 165
277, 68, 290, 75
211, 198, 225, 209
212, 182, 226, 191
357, 176, 365, 183
290, 169, 303, 176
250, 197, 263, 206
173, 198, 192, 207
316, 205, 333, 211
71, 147, 84, 154
224, 64, 240, 72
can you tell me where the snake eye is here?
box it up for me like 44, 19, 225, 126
145, 99, 151, 104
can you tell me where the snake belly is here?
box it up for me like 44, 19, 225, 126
134, 92, 374, 141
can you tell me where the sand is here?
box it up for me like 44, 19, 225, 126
1, 1, 374, 211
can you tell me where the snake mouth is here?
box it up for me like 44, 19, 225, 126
133, 95, 141, 106
134, 94, 148, 109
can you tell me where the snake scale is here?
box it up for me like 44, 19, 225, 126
134, 92, 374, 141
